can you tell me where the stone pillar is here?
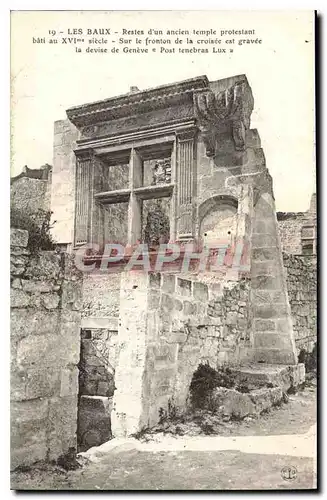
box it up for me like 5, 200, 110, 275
89, 156, 104, 247
111, 272, 149, 437
75, 150, 93, 246
176, 130, 196, 240
251, 190, 298, 364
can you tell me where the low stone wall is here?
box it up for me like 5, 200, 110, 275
10, 229, 82, 470
112, 271, 251, 436
283, 253, 317, 354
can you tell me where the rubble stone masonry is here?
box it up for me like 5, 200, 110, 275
283, 253, 317, 354
10, 229, 82, 470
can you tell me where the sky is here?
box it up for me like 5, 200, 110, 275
11, 10, 315, 212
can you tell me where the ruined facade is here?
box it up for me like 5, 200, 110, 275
11, 75, 310, 467
277, 193, 317, 256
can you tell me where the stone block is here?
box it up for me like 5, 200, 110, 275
251, 275, 282, 290
11, 289, 30, 308
41, 292, 60, 310
252, 248, 279, 261
60, 367, 79, 397
17, 328, 79, 368
11, 309, 60, 339
11, 399, 49, 464
253, 304, 288, 319
25, 252, 62, 281
11, 278, 22, 289
269, 387, 283, 406
161, 293, 175, 312
254, 333, 293, 349
11, 229, 28, 248
183, 300, 196, 316
177, 278, 192, 297
161, 274, 175, 293
249, 388, 272, 413
21, 280, 60, 293
209, 388, 256, 419
252, 261, 278, 277
11, 441, 47, 470
149, 272, 161, 289
148, 289, 161, 310
47, 395, 78, 460
11, 367, 61, 401
252, 234, 277, 248
254, 319, 276, 332
225, 311, 238, 325
193, 282, 208, 301
61, 280, 82, 310
253, 348, 297, 365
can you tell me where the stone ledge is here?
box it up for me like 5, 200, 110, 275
229, 363, 305, 392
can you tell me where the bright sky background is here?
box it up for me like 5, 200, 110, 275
11, 10, 315, 211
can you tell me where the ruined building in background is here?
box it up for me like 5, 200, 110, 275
277, 193, 317, 256
11, 75, 316, 466
11, 164, 52, 214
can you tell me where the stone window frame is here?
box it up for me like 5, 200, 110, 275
301, 224, 316, 255
74, 139, 176, 248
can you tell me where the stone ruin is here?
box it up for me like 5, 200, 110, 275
11, 74, 311, 467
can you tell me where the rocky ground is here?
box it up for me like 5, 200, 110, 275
11, 379, 317, 491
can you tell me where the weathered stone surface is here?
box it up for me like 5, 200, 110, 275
193, 282, 208, 301
60, 367, 79, 397
10, 228, 29, 248
25, 252, 62, 281
61, 280, 83, 310
161, 274, 175, 294
11, 288, 31, 308
47, 395, 78, 460
177, 278, 192, 297
17, 334, 76, 368
11, 278, 22, 289
249, 388, 272, 413
41, 293, 60, 310
209, 388, 256, 419
11, 368, 61, 401
11, 309, 60, 339
283, 253, 317, 354
21, 279, 60, 293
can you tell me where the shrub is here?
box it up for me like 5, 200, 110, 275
189, 362, 236, 408
298, 343, 317, 373
11, 208, 56, 253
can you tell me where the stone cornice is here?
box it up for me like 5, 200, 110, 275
67, 74, 254, 158
66, 76, 209, 128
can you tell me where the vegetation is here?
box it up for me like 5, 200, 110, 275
11, 208, 56, 253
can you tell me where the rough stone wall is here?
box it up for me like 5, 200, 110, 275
111, 271, 251, 436
283, 253, 317, 353
277, 214, 311, 254
11, 177, 51, 214
11, 229, 82, 470
82, 272, 121, 319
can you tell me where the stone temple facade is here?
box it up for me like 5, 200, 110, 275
11, 75, 314, 465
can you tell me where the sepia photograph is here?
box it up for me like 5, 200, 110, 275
10, 10, 317, 491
